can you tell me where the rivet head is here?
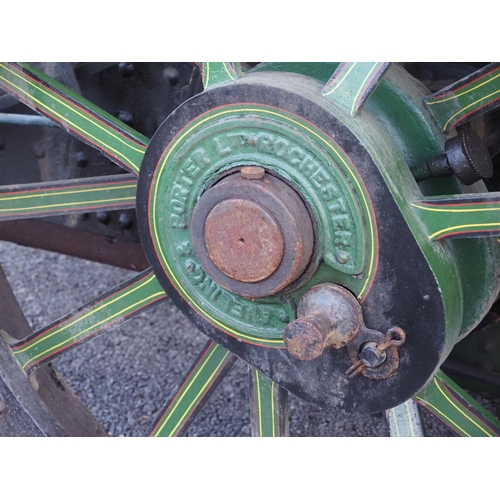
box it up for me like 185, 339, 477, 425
75, 151, 88, 168
118, 62, 134, 77
96, 211, 110, 225
163, 67, 180, 85
118, 213, 133, 229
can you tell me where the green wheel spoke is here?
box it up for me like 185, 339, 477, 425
149, 341, 235, 437
385, 399, 424, 437
10, 269, 166, 373
0, 63, 149, 175
197, 62, 243, 89
0, 174, 136, 220
414, 371, 500, 437
412, 192, 500, 240
425, 63, 500, 131
249, 368, 288, 437
321, 62, 390, 115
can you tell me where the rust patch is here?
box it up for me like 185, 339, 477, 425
204, 199, 284, 283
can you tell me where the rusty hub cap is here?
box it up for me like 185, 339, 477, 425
205, 199, 284, 283
191, 168, 315, 298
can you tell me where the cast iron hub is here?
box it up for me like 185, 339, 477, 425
191, 168, 314, 298
136, 69, 462, 413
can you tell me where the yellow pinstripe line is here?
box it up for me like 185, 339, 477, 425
203, 63, 210, 88
0, 196, 135, 214
323, 63, 357, 96
0, 67, 143, 173
443, 88, 500, 130
412, 202, 500, 213
414, 395, 470, 436
223, 63, 236, 80
4, 64, 146, 154
153, 343, 219, 436
405, 400, 415, 437
434, 377, 492, 437
391, 407, 400, 437
20, 291, 165, 370
350, 62, 379, 115
151, 107, 376, 332
428, 71, 500, 105
430, 222, 500, 240
0, 183, 136, 202
256, 371, 263, 437
168, 349, 229, 437
14, 274, 156, 354
271, 380, 276, 437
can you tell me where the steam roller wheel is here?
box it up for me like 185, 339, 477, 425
1, 61, 500, 436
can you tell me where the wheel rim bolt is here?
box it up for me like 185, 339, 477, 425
358, 342, 387, 368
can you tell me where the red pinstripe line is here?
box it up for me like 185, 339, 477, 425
24, 295, 165, 372
439, 378, 500, 435
436, 228, 500, 240
150, 341, 216, 436
12, 272, 155, 350
448, 94, 500, 130
415, 400, 461, 436
172, 353, 233, 436
430, 66, 500, 100
324, 62, 349, 91
418, 200, 500, 208
355, 64, 387, 112
7, 63, 147, 148
0, 180, 136, 198
0, 201, 134, 219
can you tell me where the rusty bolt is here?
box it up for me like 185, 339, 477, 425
240, 166, 265, 180
358, 342, 387, 368
284, 284, 361, 361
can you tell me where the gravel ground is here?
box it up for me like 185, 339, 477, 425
3, 239, 496, 437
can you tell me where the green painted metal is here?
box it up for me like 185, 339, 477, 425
425, 63, 500, 131
361, 63, 500, 343
150, 341, 234, 437
10, 270, 166, 373
385, 399, 424, 437
253, 61, 498, 342
412, 193, 500, 240
0, 62, 149, 175
322, 62, 390, 115
250, 368, 288, 437
147, 98, 378, 346
414, 371, 500, 437
0, 174, 136, 220
198, 62, 243, 89
447, 311, 500, 396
